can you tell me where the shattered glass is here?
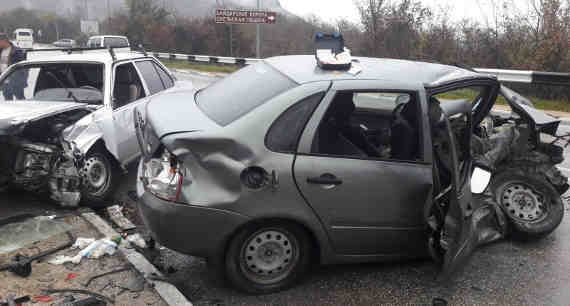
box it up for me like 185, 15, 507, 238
0, 216, 72, 254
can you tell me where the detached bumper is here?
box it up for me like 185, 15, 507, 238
136, 163, 249, 258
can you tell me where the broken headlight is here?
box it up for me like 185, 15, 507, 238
141, 148, 192, 202
14, 143, 56, 179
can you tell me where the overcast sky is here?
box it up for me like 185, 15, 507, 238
280, 0, 528, 25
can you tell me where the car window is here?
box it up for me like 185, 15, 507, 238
135, 61, 165, 95
196, 62, 296, 126
113, 62, 146, 109
0, 63, 104, 104
104, 37, 129, 48
153, 62, 174, 89
311, 91, 422, 162
87, 37, 101, 48
435, 86, 484, 105
266, 92, 325, 153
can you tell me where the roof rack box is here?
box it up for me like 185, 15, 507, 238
314, 32, 352, 70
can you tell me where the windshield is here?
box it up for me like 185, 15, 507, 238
0, 63, 104, 104
196, 62, 296, 126
17, 32, 31, 37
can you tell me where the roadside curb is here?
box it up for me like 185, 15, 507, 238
81, 212, 192, 306
491, 110, 570, 126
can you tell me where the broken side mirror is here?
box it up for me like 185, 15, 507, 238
471, 166, 492, 194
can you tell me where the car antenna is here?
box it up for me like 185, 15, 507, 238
138, 44, 147, 57
108, 46, 116, 61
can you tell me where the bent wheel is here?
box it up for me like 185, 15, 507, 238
225, 222, 312, 294
491, 168, 563, 240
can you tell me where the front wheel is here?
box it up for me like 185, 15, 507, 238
490, 168, 564, 240
80, 150, 119, 204
225, 221, 312, 294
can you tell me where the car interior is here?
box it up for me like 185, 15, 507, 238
113, 63, 145, 108
312, 91, 421, 161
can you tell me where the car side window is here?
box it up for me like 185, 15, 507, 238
135, 61, 165, 95
153, 62, 174, 89
88, 37, 101, 48
311, 91, 422, 162
266, 92, 325, 153
113, 62, 146, 109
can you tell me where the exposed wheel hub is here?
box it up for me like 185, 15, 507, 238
82, 156, 109, 194
243, 230, 295, 279
501, 182, 546, 222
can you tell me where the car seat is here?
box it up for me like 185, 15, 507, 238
114, 66, 142, 108
390, 98, 419, 160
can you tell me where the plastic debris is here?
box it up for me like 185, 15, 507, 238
71, 238, 95, 250
48, 238, 117, 265
65, 273, 78, 281
126, 234, 147, 249
106, 205, 136, 231
32, 296, 53, 303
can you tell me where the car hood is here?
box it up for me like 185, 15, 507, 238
144, 88, 219, 139
0, 100, 90, 135
500, 86, 560, 135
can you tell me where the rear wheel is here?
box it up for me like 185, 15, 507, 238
225, 221, 312, 294
490, 168, 563, 240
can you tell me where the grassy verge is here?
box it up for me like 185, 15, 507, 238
437, 88, 570, 113
161, 59, 238, 74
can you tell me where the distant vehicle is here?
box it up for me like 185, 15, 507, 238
13, 28, 34, 49
87, 35, 130, 49
52, 39, 77, 48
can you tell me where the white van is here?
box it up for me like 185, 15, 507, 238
13, 28, 34, 49
87, 35, 130, 49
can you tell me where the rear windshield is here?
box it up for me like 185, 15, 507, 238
196, 62, 296, 126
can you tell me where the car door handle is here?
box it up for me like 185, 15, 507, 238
307, 174, 342, 185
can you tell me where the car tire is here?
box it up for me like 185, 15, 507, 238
80, 150, 119, 205
225, 221, 312, 294
490, 167, 564, 240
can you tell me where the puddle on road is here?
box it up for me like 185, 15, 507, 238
0, 216, 72, 254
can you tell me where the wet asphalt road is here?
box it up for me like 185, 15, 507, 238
2, 70, 570, 305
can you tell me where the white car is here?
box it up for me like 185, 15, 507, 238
0, 49, 192, 206
53, 39, 77, 48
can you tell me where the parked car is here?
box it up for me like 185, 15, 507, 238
0, 49, 190, 206
12, 28, 34, 49
52, 39, 77, 48
87, 35, 130, 49
133, 55, 567, 293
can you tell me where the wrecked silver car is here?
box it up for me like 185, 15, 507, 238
0, 51, 188, 206
133, 55, 533, 294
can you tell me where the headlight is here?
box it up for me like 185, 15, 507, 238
142, 149, 191, 202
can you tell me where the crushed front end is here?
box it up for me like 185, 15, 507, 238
0, 106, 92, 206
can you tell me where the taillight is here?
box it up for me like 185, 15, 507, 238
142, 149, 191, 202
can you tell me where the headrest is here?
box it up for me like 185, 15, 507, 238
116, 66, 133, 83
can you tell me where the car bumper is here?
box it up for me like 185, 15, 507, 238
136, 161, 250, 258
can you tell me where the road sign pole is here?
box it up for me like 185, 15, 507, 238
256, 0, 261, 58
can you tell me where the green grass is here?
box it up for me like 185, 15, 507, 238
437, 88, 570, 113
161, 59, 239, 74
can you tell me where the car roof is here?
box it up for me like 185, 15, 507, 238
21, 51, 149, 65
264, 55, 495, 88
89, 35, 128, 40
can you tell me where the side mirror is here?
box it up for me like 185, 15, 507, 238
471, 167, 492, 194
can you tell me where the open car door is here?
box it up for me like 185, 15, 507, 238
425, 98, 507, 279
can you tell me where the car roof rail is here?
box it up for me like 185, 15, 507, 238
135, 44, 148, 57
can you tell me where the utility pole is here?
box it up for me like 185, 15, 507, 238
256, 0, 261, 58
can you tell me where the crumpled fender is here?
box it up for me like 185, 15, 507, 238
61, 110, 119, 162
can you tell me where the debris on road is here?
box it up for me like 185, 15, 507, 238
0, 295, 30, 306
41, 288, 114, 305
126, 233, 147, 249
83, 265, 131, 287
106, 205, 137, 231
49, 238, 117, 265
32, 295, 53, 303
0, 231, 74, 277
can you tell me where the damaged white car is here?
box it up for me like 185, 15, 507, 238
0, 50, 189, 206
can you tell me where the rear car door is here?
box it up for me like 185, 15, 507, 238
293, 80, 434, 256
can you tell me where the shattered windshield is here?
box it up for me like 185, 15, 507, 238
0, 63, 104, 104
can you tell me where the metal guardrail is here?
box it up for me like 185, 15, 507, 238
153, 51, 570, 86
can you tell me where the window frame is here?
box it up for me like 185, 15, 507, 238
134, 60, 167, 95
264, 91, 325, 154
111, 60, 148, 110
297, 87, 428, 164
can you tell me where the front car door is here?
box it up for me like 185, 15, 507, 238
426, 79, 506, 278
294, 80, 434, 257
